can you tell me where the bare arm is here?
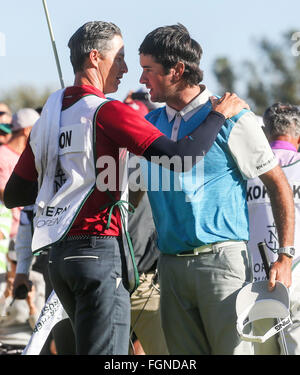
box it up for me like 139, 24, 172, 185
259, 165, 294, 290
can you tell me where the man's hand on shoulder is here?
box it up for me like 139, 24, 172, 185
210, 92, 250, 119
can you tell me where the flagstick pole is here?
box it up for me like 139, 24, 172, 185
42, 0, 65, 89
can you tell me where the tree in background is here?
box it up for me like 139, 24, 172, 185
0, 85, 53, 113
212, 57, 236, 93
212, 30, 300, 115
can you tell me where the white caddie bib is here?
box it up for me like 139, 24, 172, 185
30, 94, 109, 253
247, 160, 300, 282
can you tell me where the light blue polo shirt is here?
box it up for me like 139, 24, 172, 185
143, 86, 278, 254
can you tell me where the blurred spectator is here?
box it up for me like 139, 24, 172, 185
0, 107, 40, 335
0, 204, 12, 296
0, 103, 14, 294
0, 108, 40, 251
0, 250, 45, 354
124, 92, 151, 117
0, 103, 12, 146
124, 89, 163, 112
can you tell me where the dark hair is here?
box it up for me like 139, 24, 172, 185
68, 21, 122, 73
263, 102, 300, 138
139, 24, 203, 86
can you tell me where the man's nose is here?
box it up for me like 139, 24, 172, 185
122, 60, 128, 74
139, 72, 146, 84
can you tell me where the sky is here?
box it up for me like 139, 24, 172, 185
1, 0, 300, 104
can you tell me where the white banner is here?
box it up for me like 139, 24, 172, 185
22, 290, 68, 355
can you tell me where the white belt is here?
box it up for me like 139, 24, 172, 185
176, 241, 244, 256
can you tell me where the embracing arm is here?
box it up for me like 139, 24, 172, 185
143, 93, 249, 171
143, 110, 224, 168
100, 92, 249, 172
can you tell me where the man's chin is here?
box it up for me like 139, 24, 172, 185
149, 93, 162, 104
104, 85, 119, 95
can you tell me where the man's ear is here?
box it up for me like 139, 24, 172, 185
171, 61, 185, 82
24, 127, 32, 138
87, 49, 100, 68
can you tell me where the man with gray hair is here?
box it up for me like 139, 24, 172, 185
247, 102, 300, 354
4, 21, 248, 355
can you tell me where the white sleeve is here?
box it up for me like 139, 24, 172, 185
227, 111, 278, 179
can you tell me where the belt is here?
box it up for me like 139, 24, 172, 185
65, 234, 117, 241
176, 241, 244, 256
